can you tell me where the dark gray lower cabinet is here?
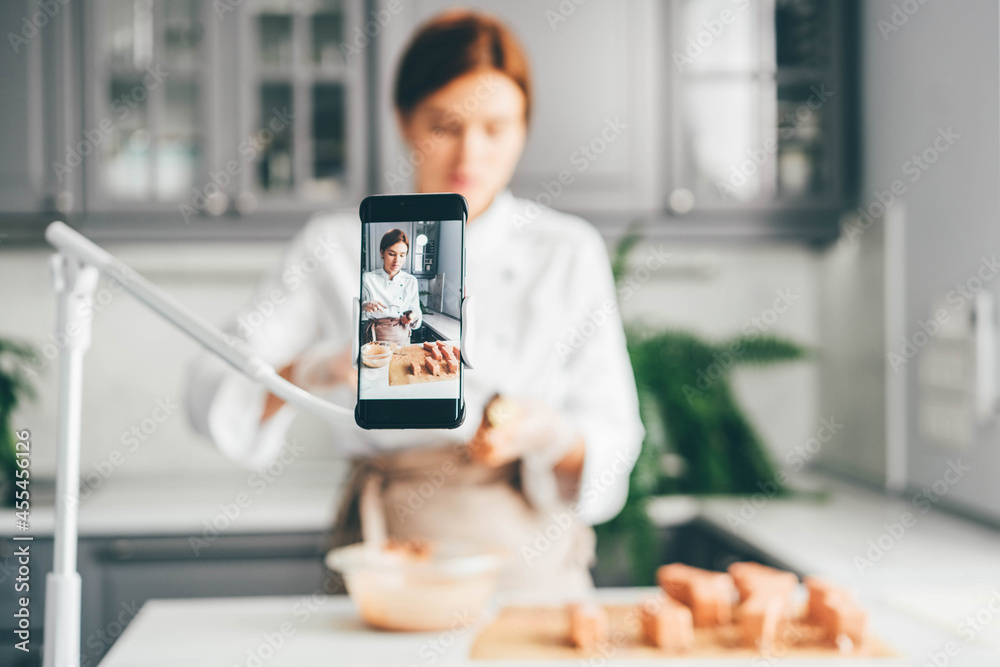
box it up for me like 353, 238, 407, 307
0, 538, 53, 667
590, 518, 801, 588
1, 532, 333, 667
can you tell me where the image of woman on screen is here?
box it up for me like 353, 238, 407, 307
361, 228, 422, 346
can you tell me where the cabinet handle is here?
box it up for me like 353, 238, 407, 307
235, 192, 259, 215
205, 191, 229, 217
108, 540, 136, 560
55, 191, 74, 214
974, 290, 998, 421
100, 536, 324, 561
669, 188, 695, 214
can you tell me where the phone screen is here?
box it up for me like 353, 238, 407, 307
355, 194, 467, 429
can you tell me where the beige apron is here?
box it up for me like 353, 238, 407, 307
364, 316, 411, 346
327, 443, 596, 596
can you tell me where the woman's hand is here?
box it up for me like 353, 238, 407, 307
363, 301, 386, 313
263, 345, 357, 422
468, 397, 532, 467
468, 396, 585, 474
300, 345, 357, 390
469, 395, 588, 508
399, 310, 412, 326
317, 346, 359, 389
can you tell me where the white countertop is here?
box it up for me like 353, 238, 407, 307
96, 471, 1000, 665
358, 339, 462, 400
95, 587, 996, 666
697, 473, 1000, 590
421, 311, 460, 340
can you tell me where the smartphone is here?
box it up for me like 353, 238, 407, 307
355, 193, 468, 429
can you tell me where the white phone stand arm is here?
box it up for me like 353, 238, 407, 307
41, 221, 354, 667
44, 222, 354, 424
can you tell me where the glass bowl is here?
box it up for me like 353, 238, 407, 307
360, 342, 396, 368
325, 540, 507, 632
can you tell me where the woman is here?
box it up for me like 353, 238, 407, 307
361, 228, 422, 346
186, 10, 643, 595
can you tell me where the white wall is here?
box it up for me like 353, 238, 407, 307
0, 241, 338, 488
617, 238, 821, 468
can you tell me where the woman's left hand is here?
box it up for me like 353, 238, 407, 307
468, 396, 585, 472
468, 397, 532, 467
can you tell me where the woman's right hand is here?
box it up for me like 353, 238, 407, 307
262, 345, 356, 423
299, 345, 358, 390
363, 301, 386, 313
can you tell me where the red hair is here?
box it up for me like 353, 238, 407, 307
380, 228, 409, 254
394, 10, 532, 123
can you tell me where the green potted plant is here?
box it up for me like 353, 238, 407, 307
0, 338, 38, 508
596, 232, 809, 584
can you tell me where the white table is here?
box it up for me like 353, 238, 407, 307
97, 586, 999, 666
358, 339, 462, 400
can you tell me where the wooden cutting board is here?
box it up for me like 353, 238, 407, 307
469, 604, 900, 660
388, 343, 460, 386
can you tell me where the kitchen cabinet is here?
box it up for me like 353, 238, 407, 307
85, 532, 332, 666
0, 537, 53, 667
664, 0, 857, 229
591, 519, 784, 588
374, 0, 857, 242
0, 0, 371, 242
0, 0, 84, 243
82, 0, 369, 240
2, 0, 857, 243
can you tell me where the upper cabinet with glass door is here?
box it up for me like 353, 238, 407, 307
241, 0, 366, 215
666, 0, 853, 227
84, 0, 367, 232
88, 0, 205, 208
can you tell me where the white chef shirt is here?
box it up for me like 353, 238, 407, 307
361, 267, 422, 328
184, 189, 644, 525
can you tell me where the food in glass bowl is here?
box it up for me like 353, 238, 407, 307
325, 539, 507, 632
360, 341, 396, 368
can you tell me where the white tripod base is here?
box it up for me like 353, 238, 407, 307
43, 572, 81, 667
43, 252, 97, 667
